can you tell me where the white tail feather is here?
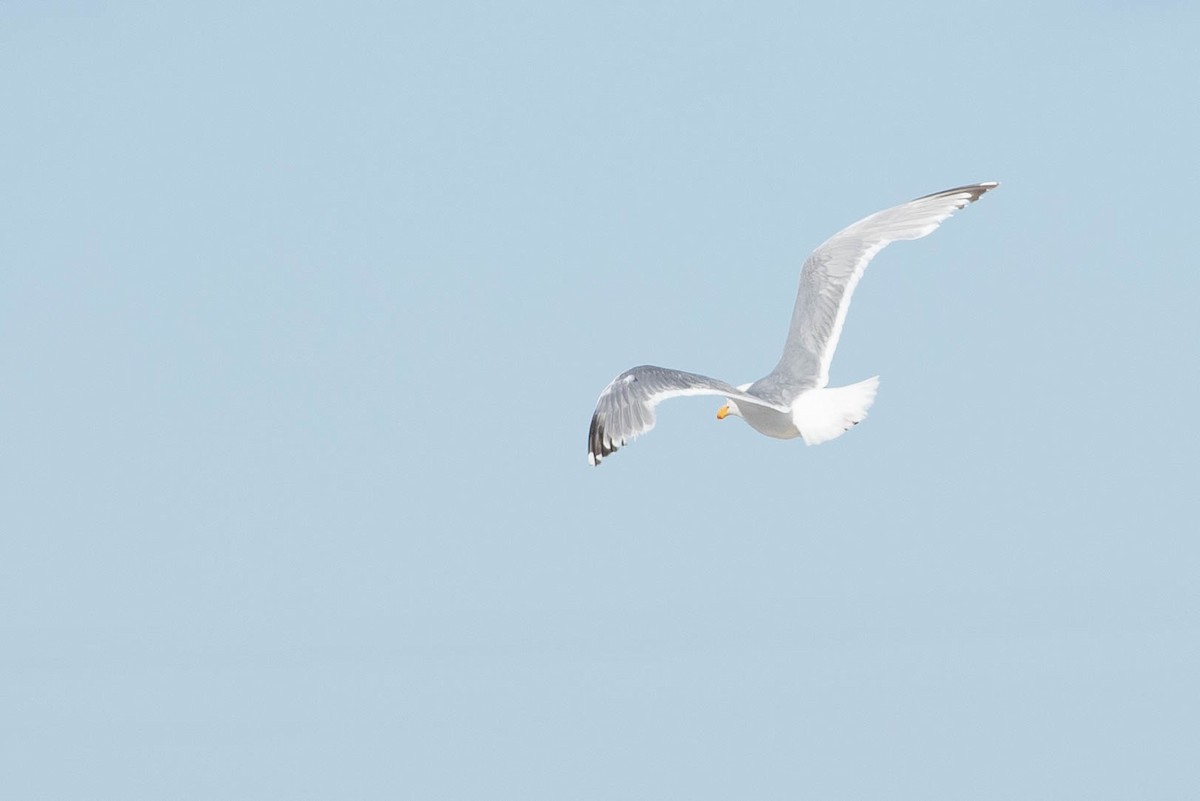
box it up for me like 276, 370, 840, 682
791, 377, 880, 445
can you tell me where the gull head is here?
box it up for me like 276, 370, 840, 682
716, 400, 743, 421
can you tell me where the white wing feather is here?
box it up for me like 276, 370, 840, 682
768, 182, 998, 390
587, 365, 786, 465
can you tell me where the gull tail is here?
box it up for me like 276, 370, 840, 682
791, 377, 880, 445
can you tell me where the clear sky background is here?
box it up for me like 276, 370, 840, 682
3, 2, 1199, 799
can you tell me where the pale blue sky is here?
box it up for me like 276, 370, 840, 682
3, 2, 1199, 799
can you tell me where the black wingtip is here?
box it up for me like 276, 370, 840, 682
913, 181, 1000, 204
587, 412, 619, 466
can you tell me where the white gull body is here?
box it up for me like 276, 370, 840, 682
587, 182, 999, 465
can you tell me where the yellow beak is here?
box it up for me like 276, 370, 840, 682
716, 405, 730, 420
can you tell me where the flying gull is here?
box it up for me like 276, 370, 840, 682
587, 182, 999, 465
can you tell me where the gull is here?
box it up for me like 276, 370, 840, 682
586, 182, 998, 465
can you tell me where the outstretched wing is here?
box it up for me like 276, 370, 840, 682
765, 182, 998, 392
587, 365, 786, 465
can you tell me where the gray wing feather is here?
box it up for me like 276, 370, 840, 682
587, 365, 784, 465
760, 182, 998, 395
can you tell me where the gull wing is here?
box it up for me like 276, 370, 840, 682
762, 182, 998, 393
587, 365, 786, 465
